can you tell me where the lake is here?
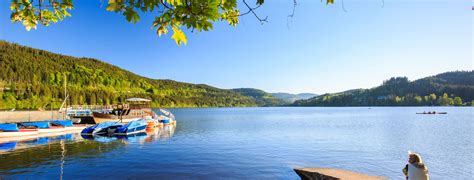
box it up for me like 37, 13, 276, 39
0, 107, 472, 179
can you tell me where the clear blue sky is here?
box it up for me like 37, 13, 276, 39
0, 0, 472, 94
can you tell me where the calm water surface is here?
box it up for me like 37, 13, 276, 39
0, 107, 472, 179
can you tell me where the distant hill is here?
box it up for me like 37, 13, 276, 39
231, 88, 287, 106
293, 71, 474, 106
271, 92, 318, 103
0, 41, 259, 109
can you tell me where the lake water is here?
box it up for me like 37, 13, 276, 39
0, 107, 472, 179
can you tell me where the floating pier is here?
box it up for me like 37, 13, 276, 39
294, 168, 387, 180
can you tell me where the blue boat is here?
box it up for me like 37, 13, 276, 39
50, 120, 74, 127
0, 124, 38, 137
49, 120, 86, 131
19, 121, 67, 133
0, 124, 20, 132
157, 108, 175, 124
19, 122, 50, 129
81, 122, 123, 135
114, 119, 147, 135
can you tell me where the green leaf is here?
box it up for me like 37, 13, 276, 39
166, 0, 183, 6
156, 25, 168, 36
10, 1, 18, 10
222, 9, 239, 27
171, 26, 187, 46
124, 8, 140, 23
257, 0, 264, 5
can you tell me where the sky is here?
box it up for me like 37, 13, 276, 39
0, 0, 472, 94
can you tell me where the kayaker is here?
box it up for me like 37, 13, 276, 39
403, 151, 429, 180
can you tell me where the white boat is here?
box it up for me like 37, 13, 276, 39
0, 129, 38, 138
49, 120, 88, 131
0, 124, 39, 138
65, 126, 87, 131
37, 127, 67, 133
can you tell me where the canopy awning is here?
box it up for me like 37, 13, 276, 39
125, 98, 151, 102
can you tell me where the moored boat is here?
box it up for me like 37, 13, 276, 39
416, 111, 448, 115
50, 120, 88, 131
92, 98, 155, 124
81, 121, 123, 135
0, 124, 38, 138
157, 108, 176, 125
19, 122, 67, 133
114, 119, 147, 135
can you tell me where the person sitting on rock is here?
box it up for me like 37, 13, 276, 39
403, 151, 429, 180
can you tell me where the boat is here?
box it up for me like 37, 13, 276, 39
416, 112, 448, 115
113, 119, 148, 135
146, 118, 162, 128
92, 98, 156, 123
81, 121, 123, 135
49, 120, 88, 131
19, 122, 67, 133
0, 124, 38, 138
157, 108, 176, 125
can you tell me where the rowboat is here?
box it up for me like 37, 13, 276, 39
416, 112, 448, 115
50, 120, 88, 131
19, 122, 67, 133
0, 124, 38, 138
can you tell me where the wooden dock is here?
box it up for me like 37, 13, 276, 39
294, 168, 387, 180
0, 111, 66, 123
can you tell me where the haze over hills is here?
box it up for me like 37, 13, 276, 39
293, 71, 474, 106
271, 93, 318, 103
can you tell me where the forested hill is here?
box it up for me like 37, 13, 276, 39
271, 93, 318, 103
0, 41, 260, 109
231, 88, 287, 106
293, 71, 474, 106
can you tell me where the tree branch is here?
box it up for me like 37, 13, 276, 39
287, 0, 297, 30
242, 0, 267, 24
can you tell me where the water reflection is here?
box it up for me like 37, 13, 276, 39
0, 124, 176, 177
80, 124, 176, 144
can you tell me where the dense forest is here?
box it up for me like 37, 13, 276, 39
271, 93, 318, 103
0, 41, 265, 109
293, 71, 474, 106
2, 41, 471, 109
231, 88, 287, 106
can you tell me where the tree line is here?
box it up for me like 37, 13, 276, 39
294, 73, 474, 107
0, 41, 258, 110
